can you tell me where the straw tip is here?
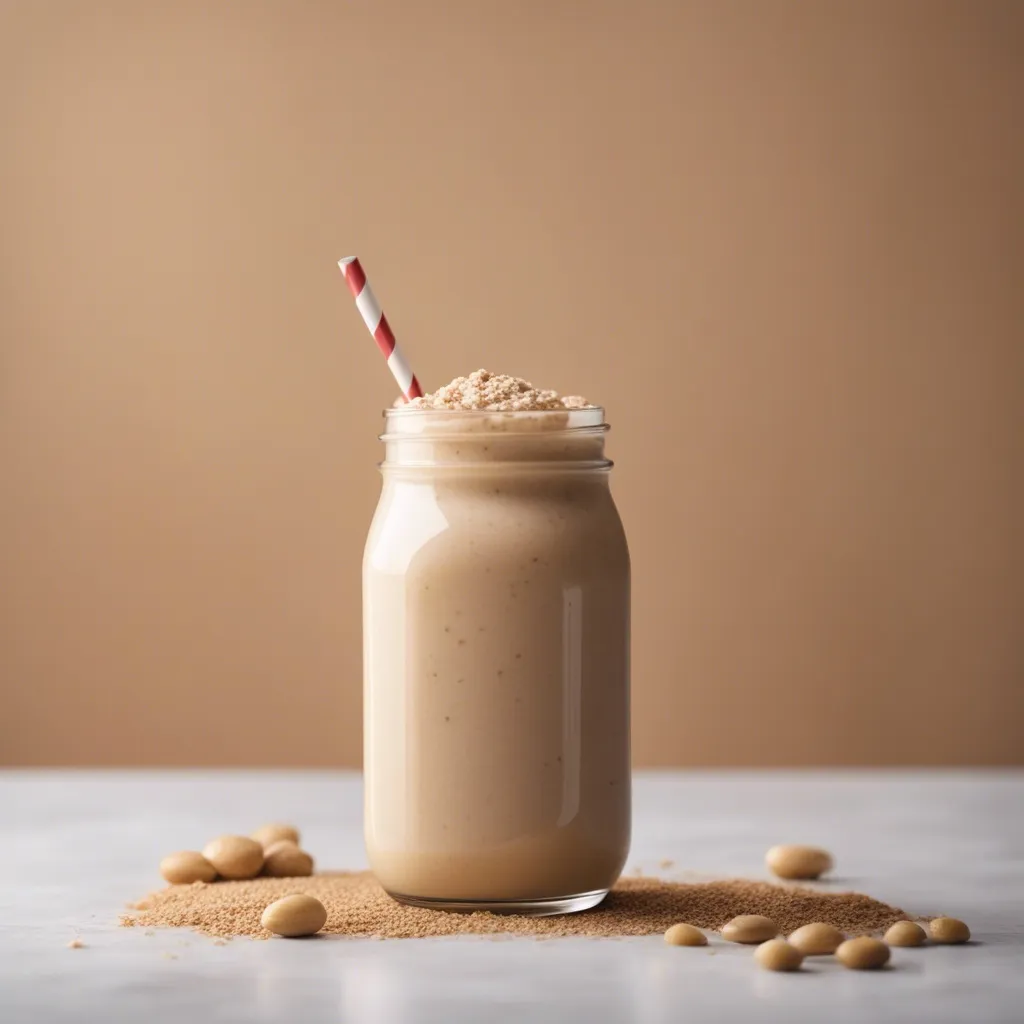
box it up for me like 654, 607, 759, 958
338, 256, 357, 268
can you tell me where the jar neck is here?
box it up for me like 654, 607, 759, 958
379, 407, 611, 471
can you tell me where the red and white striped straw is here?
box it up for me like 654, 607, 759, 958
338, 257, 423, 402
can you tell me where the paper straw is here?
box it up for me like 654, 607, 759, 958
338, 257, 423, 402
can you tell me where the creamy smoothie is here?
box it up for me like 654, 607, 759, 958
363, 371, 630, 914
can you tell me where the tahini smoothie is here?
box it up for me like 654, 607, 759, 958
363, 371, 630, 913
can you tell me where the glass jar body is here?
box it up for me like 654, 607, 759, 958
363, 410, 630, 914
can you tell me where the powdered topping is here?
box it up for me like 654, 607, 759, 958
409, 369, 592, 412
120, 871, 916, 940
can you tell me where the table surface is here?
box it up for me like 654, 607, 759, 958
1, 770, 1021, 1024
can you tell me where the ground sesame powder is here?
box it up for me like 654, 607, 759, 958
121, 872, 913, 941
408, 369, 592, 412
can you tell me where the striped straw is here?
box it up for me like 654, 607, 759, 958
338, 257, 423, 402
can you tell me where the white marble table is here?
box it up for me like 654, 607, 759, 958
1, 770, 1021, 1023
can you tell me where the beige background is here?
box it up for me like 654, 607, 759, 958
1, 1, 1022, 767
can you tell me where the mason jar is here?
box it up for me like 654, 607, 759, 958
363, 405, 630, 915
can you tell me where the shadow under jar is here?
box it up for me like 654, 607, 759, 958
363, 406, 631, 915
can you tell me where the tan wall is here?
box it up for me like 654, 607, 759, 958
2, 1, 1022, 768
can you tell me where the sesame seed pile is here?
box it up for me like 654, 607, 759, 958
121, 872, 910, 940
409, 369, 592, 412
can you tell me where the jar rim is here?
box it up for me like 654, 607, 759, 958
379, 405, 610, 469
382, 405, 606, 436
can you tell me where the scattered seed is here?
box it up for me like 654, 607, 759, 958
836, 937, 891, 969
765, 845, 833, 880
664, 923, 707, 946
160, 851, 217, 885
722, 915, 778, 944
202, 836, 264, 880
929, 917, 970, 944
261, 895, 328, 938
262, 841, 314, 878
885, 921, 926, 947
787, 922, 844, 955
252, 824, 300, 849
755, 938, 804, 971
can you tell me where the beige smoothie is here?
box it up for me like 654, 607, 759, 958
363, 371, 630, 913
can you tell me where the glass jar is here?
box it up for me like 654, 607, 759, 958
363, 406, 630, 915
